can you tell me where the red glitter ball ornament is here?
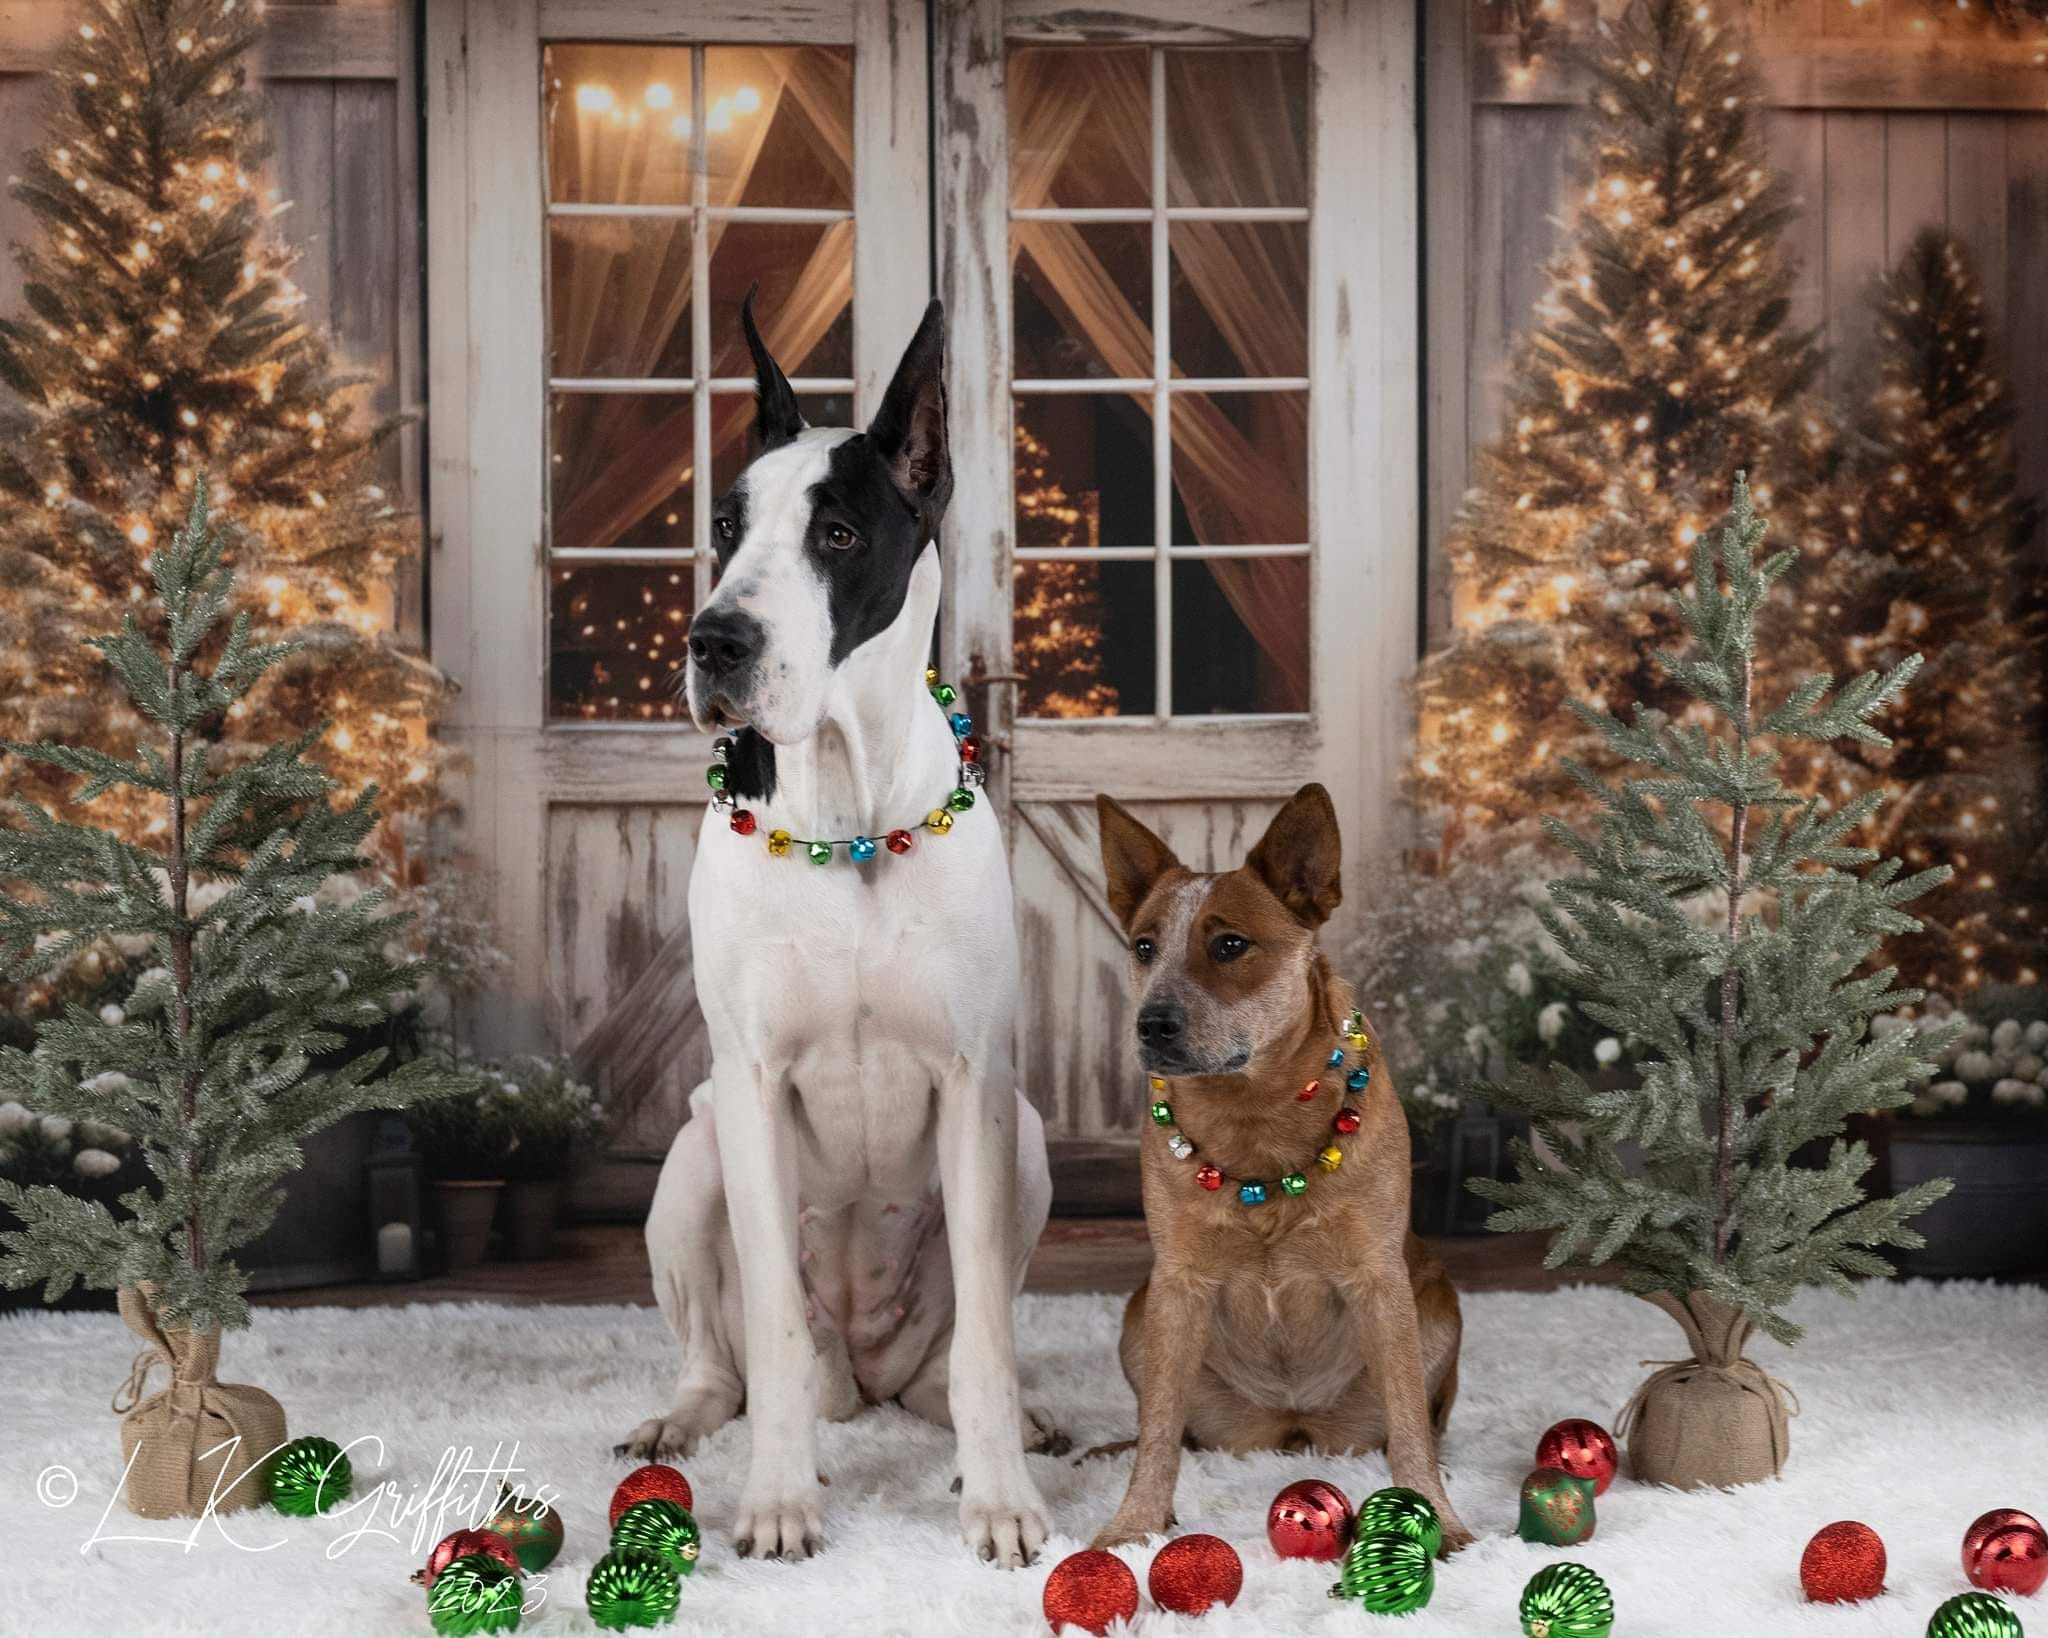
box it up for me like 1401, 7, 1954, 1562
1195, 1165, 1223, 1191
885, 828, 914, 854
1799, 1520, 1887, 1604
417, 1528, 521, 1588
1963, 1508, 2048, 1597
1534, 1417, 1619, 1497
1148, 1533, 1242, 1616
608, 1464, 693, 1529
1042, 1549, 1140, 1635
1266, 1477, 1354, 1562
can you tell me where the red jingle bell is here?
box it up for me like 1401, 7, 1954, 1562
1963, 1508, 2048, 1598
1195, 1164, 1224, 1191
1043, 1549, 1140, 1635
885, 828, 914, 854
1332, 1109, 1362, 1135
730, 809, 757, 836
609, 1463, 693, 1529
1799, 1520, 1886, 1604
958, 734, 981, 764
1534, 1417, 1619, 1497
1148, 1533, 1242, 1616
416, 1527, 522, 1588
1266, 1477, 1354, 1562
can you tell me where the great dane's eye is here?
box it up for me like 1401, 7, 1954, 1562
1211, 933, 1249, 963
825, 523, 859, 551
713, 516, 735, 543
1133, 937, 1155, 965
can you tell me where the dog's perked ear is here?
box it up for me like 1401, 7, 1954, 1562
1096, 794, 1182, 931
1245, 782, 1343, 927
867, 299, 952, 529
742, 287, 804, 453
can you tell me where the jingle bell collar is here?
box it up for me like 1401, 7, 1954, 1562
709, 668, 984, 863
1150, 1011, 1373, 1205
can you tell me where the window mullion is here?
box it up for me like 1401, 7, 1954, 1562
690, 46, 712, 615
1150, 45, 1171, 723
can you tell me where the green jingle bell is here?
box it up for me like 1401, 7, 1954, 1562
1356, 1486, 1442, 1558
1518, 1465, 1596, 1546
1927, 1591, 2026, 1638
1329, 1531, 1434, 1615
1520, 1562, 1615, 1638
427, 1553, 523, 1635
611, 1498, 701, 1576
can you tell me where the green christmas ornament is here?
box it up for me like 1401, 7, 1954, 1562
587, 1547, 683, 1631
485, 1486, 565, 1572
1355, 1487, 1442, 1558
1520, 1562, 1615, 1638
427, 1553, 523, 1636
611, 1498, 701, 1576
268, 1436, 352, 1517
1518, 1466, 1596, 1546
1328, 1531, 1434, 1615
1928, 1592, 2026, 1638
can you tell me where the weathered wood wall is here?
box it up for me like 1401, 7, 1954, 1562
0, 0, 422, 637
1427, 0, 2048, 641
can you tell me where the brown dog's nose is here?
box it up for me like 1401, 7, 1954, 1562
1135, 1003, 1184, 1046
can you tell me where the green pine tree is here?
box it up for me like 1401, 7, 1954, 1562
1470, 476, 1956, 1346
0, 481, 474, 1331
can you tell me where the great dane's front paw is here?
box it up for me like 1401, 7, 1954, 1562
733, 1480, 825, 1561
614, 1403, 723, 1461
959, 1475, 1050, 1568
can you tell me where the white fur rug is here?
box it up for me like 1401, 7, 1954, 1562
1, 1281, 2044, 1638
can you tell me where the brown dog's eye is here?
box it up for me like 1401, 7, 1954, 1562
1133, 937, 1155, 965
1211, 933, 1249, 963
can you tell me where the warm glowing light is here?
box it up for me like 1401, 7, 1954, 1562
735, 85, 762, 114
1489, 721, 1511, 746
670, 114, 692, 139
128, 523, 150, 546
576, 84, 615, 113
644, 82, 674, 109
708, 98, 733, 132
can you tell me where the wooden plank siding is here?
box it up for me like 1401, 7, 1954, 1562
1427, 6, 2048, 666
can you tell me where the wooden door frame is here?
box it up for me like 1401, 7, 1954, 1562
423, 0, 930, 1108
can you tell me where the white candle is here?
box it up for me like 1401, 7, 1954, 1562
377, 1220, 414, 1275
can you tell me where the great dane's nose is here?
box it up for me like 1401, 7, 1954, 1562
1135, 1002, 1185, 1047
687, 606, 762, 677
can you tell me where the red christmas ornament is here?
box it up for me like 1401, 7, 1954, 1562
1298, 1078, 1321, 1101
1534, 1417, 1619, 1497
730, 810, 756, 836
1195, 1165, 1223, 1191
1266, 1477, 1354, 1562
1332, 1109, 1362, 1135
609, 1464, 693, 1530
958, 735, 981, 763
416, 1528, 521, 1588
1042, 1549, 1140, 1635
1148, 1534, 1243, 1616
1799, 1520, 1887, 1604
885, 829, 914, 854
1963, 1508, 2048, 1597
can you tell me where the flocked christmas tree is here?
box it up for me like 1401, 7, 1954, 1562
1411, 0, 1834, 842
0, 482, 472, 1333
1800, 229, 2046, 994
1469, 476, 1956, 1488
0, 0, 442, 851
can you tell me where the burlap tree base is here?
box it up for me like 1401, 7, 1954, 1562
1618, 1291, 1795, 1489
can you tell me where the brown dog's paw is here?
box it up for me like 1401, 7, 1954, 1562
1089, 1509, 1175, 1552
1434, 1513, 1476, 1557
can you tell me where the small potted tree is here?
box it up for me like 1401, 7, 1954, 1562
1470, 478, 1957, 1489
405, 1079, 513, 1271
489, 1053, 604, 1261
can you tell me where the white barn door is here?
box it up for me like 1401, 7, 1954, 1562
934, 0, 1419, 1205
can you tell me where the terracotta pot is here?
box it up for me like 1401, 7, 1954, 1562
498, 1178, 565, 1262
433, 1179, 503, 1270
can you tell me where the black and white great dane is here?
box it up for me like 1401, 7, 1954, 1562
620, 298, 1059, 1567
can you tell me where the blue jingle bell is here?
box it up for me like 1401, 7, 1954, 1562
1347, 1067, 1371, 1091
1328, 1047, 1346, 1068
850, 836, 878, 862
1239, 1182, 1268, 1206
949, 712, 973, 738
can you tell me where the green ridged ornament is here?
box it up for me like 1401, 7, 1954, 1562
1927, 1592, 2026, 1638
1520, 1563, 1615, 1638
611, 1499, 701, 1576
426, 1554, 523, 1635
1355, 1487, 1442, 1558
267, 1435, 352, 1516
1328, 1531, 1434, 1614
587, 1547, 682, 1631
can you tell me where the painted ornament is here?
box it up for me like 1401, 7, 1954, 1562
1926, 1591, 2027, 1638
1267, 1477, 1355, 1562
1520, 1562, 1615, 1638
1354, 1486, 1442, 1558
1042, 1549, 1140, 1635
484, 1486, 565, 1573
1329, 1531, 1434, 1614
1517, 1466, 1596, 1547
1964, 1509, 2048, 1599
608, 1464, 693, 1529
1800, 1520, 1887, 1604
1147, 1534, 1243, 1616
1535, 1418, 1619, 1497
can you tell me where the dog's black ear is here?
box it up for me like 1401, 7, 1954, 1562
742, 287, 804, 453
1097, 794, 1181, 931
1245, 783, 1343, 927
868, 300, 952, 527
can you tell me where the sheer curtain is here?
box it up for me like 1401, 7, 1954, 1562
1010, 50, 1309, 711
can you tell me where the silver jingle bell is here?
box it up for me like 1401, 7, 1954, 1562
961, 760, 986, 788
1167, 1134, 1195, 1160
712, 736, 734, 764
711, 789, 738, 815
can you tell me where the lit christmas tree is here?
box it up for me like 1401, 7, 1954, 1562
1804, 229, 2046, 991
1410, 0, 1833, 843
0, 0, 442, 849
1013, 420, 1116, 719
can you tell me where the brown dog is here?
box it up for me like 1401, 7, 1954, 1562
1088, 784, 1471, 1553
